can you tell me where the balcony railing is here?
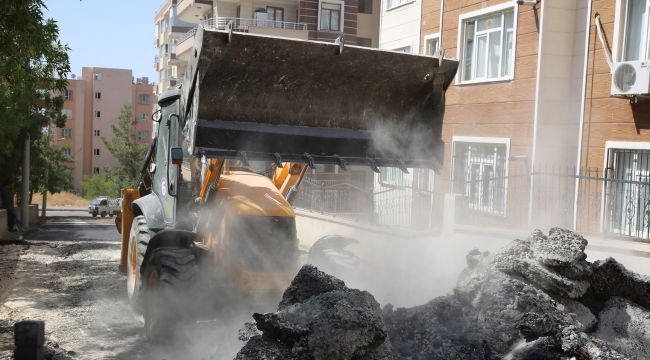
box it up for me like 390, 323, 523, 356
178, 17, 308, 44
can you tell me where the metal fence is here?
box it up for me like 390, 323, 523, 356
294, 169, 440, 229
454, 165, 650, 241
293, 176, 374, 221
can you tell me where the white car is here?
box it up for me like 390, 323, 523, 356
88, 197, 121, 218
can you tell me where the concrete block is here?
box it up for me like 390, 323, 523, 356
28, 204, 39, 227
0, 209, 7, 240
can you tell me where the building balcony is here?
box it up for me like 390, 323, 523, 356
175, 16, 308, 60
177, 0, 213, 22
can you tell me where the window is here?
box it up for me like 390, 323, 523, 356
95, 92, 101, 100
358, 0, 373, 14
93, 167, 100, 174
387, 0, 410, 9
604, 146, 650, 238
138, 131, 149, 141
94, 130, 100, 137
93, 148, 100, 156
140, 113, 148, 122
62, 148, 72, 158
139, 94, 149, 105
320, 1, 342, 31
95, 111, 101, 118
62, 109, 72, 120
357, 37, 372, 47
94, 72, 102, 80
267, 6, 284, 25
380, 167, 407, 186
61, 128, 72, 139
615, 0, 650, 61
64, 89, 72, 101
424, 34, 440, 56
459, 6, 515, 82
452, 138, 509, 216
393, 46, 412, 53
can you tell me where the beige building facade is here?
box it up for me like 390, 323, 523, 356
58, 68, 156, 193
154, 0, 380, 94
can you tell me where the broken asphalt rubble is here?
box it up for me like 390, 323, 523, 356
236, 228, 650, 360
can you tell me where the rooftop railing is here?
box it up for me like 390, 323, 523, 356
177, 17, 308, 44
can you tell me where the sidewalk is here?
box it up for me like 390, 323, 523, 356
46, 205, 87, 211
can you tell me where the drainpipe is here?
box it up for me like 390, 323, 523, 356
573, 4, 594, 231
594, 13, 613, 74
439, 0, 444, 45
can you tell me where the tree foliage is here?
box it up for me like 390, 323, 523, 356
81, 169, 126, 200
102, 105, 149, 187
29, 134, 74, 195
0, 0, 71, 186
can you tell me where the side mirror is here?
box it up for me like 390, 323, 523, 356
170, 147, 183, 165
152, 109, 161, 123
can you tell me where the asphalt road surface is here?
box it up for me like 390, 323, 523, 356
0, 210, 261, 359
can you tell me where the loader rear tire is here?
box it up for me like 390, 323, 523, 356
126, 215, 152, 313
142, 247, 199, 343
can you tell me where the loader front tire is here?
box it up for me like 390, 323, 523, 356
126, 215, 152, 313
142, 247, 199, 343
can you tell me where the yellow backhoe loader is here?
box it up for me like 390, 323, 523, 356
115, 26, 458, 341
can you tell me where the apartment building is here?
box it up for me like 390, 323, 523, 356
378, 0, 422, 52
58, 68, 155, 193
154, 0, 380, 94
376, 0, 650, 240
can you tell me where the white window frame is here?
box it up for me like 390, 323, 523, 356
451, 136, 511, 216
423, 33, 441, 56
386, 0, 415, 11
318, 0, 345, 32
393, 45, 412, 53
93, 167, 100, 174
94, 72, 102, 81
62, 148, 72, 159
613, 0, 650, 62
95, 91, 101, 100
93, 148, 100, 156
95, 111, 101, 118
456, 2, 518, 85
94, 130, 100, 137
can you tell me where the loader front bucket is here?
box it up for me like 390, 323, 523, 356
183, 27, 458, 170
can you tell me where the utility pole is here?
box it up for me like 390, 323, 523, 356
21, 134, 30, 229
42, 124, 52, 218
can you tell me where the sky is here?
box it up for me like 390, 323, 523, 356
44, 0, 159, 82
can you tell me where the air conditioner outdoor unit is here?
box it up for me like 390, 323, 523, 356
611, 60, 650, 96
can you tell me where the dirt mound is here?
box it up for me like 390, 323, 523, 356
237, 228, 650, 360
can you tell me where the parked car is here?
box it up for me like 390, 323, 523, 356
88, 197, 121, 218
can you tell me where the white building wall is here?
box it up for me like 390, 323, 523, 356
379, 0, 422, 53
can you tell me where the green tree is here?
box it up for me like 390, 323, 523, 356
81, 169, 126, 200
0, 0, 70, 190
102, 104, 149, 187
28, 134, 74, 200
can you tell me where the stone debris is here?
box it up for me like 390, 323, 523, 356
235, 265, 391, 360
236, 228, 650, 360
592, 297, 650, 358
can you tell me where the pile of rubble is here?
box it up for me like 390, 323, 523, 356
236, 228, 650, 360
